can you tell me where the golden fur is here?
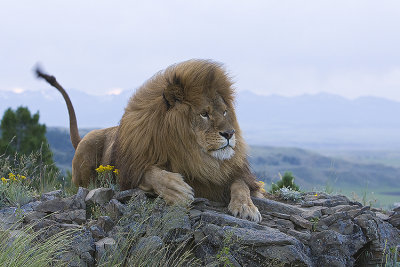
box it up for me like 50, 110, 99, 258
37, 59, 264, 222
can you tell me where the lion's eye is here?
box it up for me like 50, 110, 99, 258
223, 110, 227, 116
200, 112, 209, 119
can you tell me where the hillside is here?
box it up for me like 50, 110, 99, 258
249, 146, 400, 189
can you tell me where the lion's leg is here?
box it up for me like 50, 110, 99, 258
251, 188, 266, 198
71, 130, 107, 187
228, 179, 262, 222
139, 166, 194, 204
72, 153, 97, 187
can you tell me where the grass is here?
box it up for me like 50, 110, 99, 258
216, 230, 238, 267
380, 239, 400, 267
0, 222, 79, 266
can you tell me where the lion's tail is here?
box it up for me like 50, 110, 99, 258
35, 66, 81, 150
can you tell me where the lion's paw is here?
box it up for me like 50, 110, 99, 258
155, 171, 194, 205
228, 199, 262, 223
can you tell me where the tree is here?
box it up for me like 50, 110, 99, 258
0, 106, 55, 166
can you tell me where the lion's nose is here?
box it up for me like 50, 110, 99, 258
219, 129, 235, 140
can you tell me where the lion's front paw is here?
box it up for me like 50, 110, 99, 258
154, 171, 194, 205
228, 198, 262, 223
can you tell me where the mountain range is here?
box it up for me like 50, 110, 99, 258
1, 89, 400, 150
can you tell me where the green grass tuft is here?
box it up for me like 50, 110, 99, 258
270, 171, 300, 194
0, 222, 79, 266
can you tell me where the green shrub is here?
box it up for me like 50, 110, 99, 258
279, 187, 302, 202
270, 171, 300, 194
0, 150, 64, 206
0, 172, 33, 207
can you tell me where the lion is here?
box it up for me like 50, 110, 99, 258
36, 59, 264, 222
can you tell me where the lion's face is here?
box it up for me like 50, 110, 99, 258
192, 94, 237, 161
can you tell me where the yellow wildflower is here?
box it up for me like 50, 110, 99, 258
105, 165, 114, 171
96, 165, 115, 173
95, 165, 105, 173
17, 174, 26, 180
8, 173, 16, 181
314, 193, 318, 197
1, 177, 8, 183
113, 169, 120, 175
259, 181, 266, 193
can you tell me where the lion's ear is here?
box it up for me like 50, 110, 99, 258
163, 74, 184, 109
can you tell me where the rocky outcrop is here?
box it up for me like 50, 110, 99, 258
0, 188, 399, 266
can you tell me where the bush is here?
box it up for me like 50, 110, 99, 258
270, 171, 300, 194
0, 172, 33, 207
0, 150, 64, 206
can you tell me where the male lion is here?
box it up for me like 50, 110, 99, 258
36, 59, 264, 222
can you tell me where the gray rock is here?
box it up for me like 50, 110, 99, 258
97, 216, 115, 233
95, 237, 116, 262
32, 219, 64, 239
200, 210, 265, 230
85, 188, 114, 206
105, 199, 125, 221
274, 218, 295, 231
70, 230, 95, 267
329, 219, 356, 235
189, 209, 202, 220
310, 229, 366, 266
59, 223, 81, 229
199, 223, 312, 266
223, 225, 299, 246
114, 188, 146, 203
74, 187, 89, 210
41, 190, 63, 201
301, 206, 324, 220
23, 211, 47, 224
318, 211, 351, 228
389, 211, 400, 229
354, 214, 379, 241
376, 212, 390, 221
21, 201, 42, 212
290, 215, 313, 230
287, 229, 311, 244
252, 197, 305, 216
90, 225, 107, 240
49, 209, 86, 224
268, 211, 291, 220
34, 198, 73, 213
304, 194, 351, 208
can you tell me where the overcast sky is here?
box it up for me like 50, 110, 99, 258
1, 0, 400, 101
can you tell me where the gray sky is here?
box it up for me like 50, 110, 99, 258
1, 0, 400, 101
